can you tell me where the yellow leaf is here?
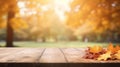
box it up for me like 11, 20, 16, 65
97, 51, 111, 61
114, 50, 120, 60
89, 46, 103, 53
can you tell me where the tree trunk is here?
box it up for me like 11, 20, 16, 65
6, 5, 16, 47
6, 10, 15, 47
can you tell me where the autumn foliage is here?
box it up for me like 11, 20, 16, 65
83, 43, 120, 61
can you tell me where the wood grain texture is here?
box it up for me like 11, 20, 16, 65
0, 48, 119, 63
39, 48, 66, 63
0, 48, 45, 62
61, 48, 86, 63
0, 48, 26, 59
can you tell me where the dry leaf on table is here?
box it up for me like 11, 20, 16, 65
97, 51, 111, 61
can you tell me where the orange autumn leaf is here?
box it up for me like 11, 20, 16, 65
114, 45, 120, 53
89, 46, 103, 53
114, 50, 120, 60
97, 51, 111, 61
84, 43, 120, 61
107, 43, 115, 53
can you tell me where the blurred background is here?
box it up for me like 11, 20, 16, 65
0, 0, 120, 47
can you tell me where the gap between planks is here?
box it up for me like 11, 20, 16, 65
35, 48, 46, 63
0, 48, 45, 62
39, 48, 67, 63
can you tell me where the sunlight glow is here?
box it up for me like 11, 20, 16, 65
53, 0, 71, 22
41, 5, 49, 11
18, 0, 73, 22
74, 5, 80, 12
18, 1, 25, 8
18, 1, 26, 16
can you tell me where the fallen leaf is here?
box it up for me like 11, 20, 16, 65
107, 43, 115, 53
114, 50, 120, 60
114, 45, 120, 53
89, 46, 103, 53
97, 51, 111, 61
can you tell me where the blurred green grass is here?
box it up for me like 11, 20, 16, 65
0, 41, 118, 48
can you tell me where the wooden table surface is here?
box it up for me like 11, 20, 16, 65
0, 48, 119, 63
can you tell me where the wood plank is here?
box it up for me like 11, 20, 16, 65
0, 48, 45, 62
61, 48, 87, 63
0, 48, 119, 63
0, 48, 26, 59
61, 48, 114, 63
39, 48, 67, 63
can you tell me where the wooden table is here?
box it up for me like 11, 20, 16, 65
0, 48, 119, 63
